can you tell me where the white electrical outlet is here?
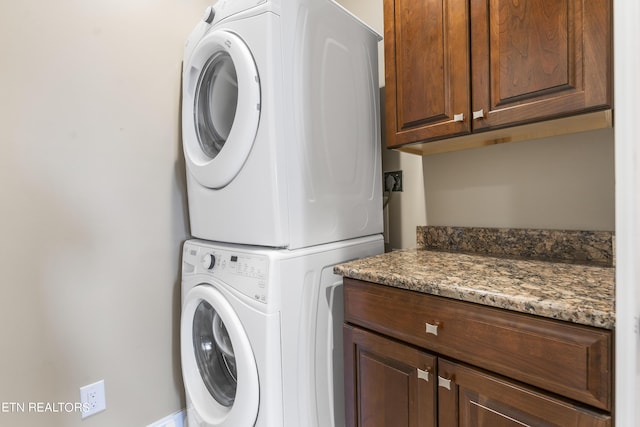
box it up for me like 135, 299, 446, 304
80, 380, 106, 419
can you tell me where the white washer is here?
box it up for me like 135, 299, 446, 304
181, 241, 282, 427
180, 235, 383, 427
181, 0, 383, 249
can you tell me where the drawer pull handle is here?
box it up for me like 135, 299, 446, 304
417, 368, 431, 383
425, 321, 440, 336
473, 109, 485, 120
438, 376, 452, 390
453, 113, 465, 122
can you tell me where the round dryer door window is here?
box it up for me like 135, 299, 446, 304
182, 30, 261, 189
181, 284, 259, 426
195, 52, 238, 160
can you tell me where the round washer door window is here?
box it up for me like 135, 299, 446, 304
182, 30, 260, 189
181, 284, 259, 426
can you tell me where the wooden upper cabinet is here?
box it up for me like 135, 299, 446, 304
471, 0, 612, 131
384, 0, 470, 147
384, 0, 612, 150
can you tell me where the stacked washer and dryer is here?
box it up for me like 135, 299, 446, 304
179, 1, 383, 426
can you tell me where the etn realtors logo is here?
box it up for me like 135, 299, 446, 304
1, 401, 90, 413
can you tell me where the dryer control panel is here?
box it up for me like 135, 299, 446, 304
183, 244, 270, 304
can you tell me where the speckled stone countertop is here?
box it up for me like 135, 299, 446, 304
335, 228, 615, 329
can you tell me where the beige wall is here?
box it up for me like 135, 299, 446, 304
0, 1, 212, 425
423, 129, 615, 230
339, 0, 615, 250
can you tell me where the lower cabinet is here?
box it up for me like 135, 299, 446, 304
344, 325, 437, 427
438, 359, 611, 427
343, 279, 613, 427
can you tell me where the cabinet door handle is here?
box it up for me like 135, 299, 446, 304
453, 113, 465, 122
438, 376, 452, 390
472, 109, 485, 120
417, 368, 431, 383
425, 321, 440, 336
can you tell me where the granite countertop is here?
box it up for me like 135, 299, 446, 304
335, 227, 616, 330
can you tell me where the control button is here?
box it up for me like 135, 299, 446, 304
203, 6, 215, 24
202, 253, 216, 270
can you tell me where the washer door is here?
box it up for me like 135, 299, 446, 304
182, 29, 261, 189
181, 284, 259, 426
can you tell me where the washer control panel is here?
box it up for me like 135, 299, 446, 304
184, 244, 269, 304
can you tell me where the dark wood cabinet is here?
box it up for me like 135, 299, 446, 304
470, 0, 612, 131
343, 278, 613, 426
384, 0, 612, 152
438, 359, 611, 427
344, 325, 437, 427
383, 0, 470, 145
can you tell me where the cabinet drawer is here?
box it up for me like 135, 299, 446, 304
343, 278, 612, 411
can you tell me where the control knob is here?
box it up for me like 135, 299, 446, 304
202, 253, 216, 270
203, 6, 215, 24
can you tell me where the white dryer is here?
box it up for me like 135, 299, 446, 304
181, 0, 383, 249
180, 235, 383, 427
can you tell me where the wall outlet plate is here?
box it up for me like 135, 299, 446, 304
80, 380, 106, 419
384, 170, 403, 192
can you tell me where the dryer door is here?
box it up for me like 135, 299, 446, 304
182, 29, 261, 189
181, 283, 259, 426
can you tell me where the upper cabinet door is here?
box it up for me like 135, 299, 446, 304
384, 0, 471, 148
470, 0, 612, 131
